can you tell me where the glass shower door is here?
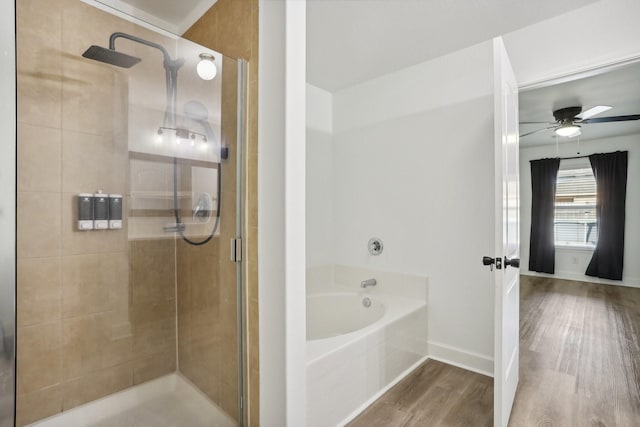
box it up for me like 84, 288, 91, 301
125, 36, 245, 424
14, 1, 245, 425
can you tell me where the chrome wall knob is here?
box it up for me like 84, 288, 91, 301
368, 237, 383, 255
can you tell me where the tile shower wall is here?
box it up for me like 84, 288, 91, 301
16, 1, 176, 425
183, 1, 260, 425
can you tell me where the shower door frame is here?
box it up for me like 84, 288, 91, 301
0, 1, 16, 426
235, 58, 248, 427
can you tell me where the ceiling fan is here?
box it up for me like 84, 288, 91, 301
519, 105, 640, 138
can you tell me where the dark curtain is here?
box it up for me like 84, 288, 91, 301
529, 158, 560, 273
586, 151, 628, 280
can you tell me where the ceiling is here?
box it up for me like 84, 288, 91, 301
306, 0, 598, 92
92, 0, 640, 150
519, 61, 640, 148
93, 0, 217, 34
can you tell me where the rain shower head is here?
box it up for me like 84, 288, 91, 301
82, 45, 141, 68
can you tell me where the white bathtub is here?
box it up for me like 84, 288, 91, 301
306, 265, 428, 427
307, 293, 385, 340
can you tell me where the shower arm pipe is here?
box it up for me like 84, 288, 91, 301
109, 32, 172, 64
108, 32, 183, 127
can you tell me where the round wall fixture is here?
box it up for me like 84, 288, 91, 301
197, 53, 217, 80
368, 237, 383, 255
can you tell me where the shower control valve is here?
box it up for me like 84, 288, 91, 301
368, 237, 383, 255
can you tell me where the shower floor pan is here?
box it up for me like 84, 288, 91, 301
27, 374, 236, 427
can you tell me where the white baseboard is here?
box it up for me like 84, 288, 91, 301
521, 271, 640, 288
427, 341, 494, 377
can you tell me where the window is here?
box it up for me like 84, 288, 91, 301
555, 166, 597, 247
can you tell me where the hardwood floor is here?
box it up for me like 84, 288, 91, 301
511, 276, 640, 427
348, 276, 640, 427
347, 359, 493, 427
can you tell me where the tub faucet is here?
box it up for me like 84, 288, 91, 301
361, 278, 377, 288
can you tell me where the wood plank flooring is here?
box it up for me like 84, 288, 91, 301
347, 359, 493, 427
348, 276, 640, 427
511, 276, 640, 427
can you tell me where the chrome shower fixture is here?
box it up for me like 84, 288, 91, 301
82, 32, 221, 247
368, 237, 383, 255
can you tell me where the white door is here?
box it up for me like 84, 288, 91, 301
492, 37, 520, 427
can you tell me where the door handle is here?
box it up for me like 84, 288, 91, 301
504, 257, 520, 268
482, 256, 502, 271
482, 256, 495, 266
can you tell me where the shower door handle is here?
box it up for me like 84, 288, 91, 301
230, 238, 242, 263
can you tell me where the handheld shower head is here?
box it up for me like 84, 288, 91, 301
184, 100, 215, 140
184, 100, 210, 122
184, 100, 227, 160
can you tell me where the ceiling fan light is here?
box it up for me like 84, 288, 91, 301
555, 124, 581, 137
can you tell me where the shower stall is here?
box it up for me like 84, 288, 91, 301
9, 1, 248, 426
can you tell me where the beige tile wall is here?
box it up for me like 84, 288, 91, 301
16, 1, 177, 425
183, 0, 260, 424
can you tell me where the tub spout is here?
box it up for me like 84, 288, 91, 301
361, 278, 377, 288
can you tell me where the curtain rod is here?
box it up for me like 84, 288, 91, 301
559, 154, 590, 160
531, 150, 627, 163
529, 154, 590, 162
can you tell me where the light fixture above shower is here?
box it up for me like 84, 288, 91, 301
197, 53, 217, 80
157, 126, 208, 145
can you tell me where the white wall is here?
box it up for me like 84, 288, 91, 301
330, 41, 497, 374
306, 84, 334, 268
300, 0, 640, 421
258, 1, 286, 423
306, 84, 332, 134
258, 1, 306, 425
520, 135, 640, 287
503, 0, 640, 87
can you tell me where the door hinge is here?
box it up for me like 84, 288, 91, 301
230, 238, 242, 262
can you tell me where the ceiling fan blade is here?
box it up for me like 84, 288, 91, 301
575, 105, 612, 120
583, 114, 640, 123
519, 126, 556, 138
520, 121, 554, 125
